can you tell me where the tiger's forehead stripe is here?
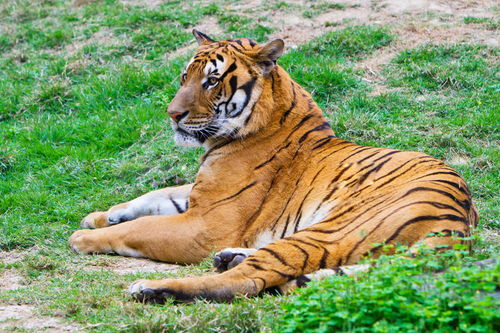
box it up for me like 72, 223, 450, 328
204, 55, 226, 76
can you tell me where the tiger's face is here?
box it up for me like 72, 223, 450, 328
167, 30, 284, 147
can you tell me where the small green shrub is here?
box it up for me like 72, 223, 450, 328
278, 249, 499, 332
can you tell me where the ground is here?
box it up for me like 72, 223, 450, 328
0, 0, 498, 331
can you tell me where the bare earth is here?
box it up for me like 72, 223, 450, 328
1, 0, 498, 331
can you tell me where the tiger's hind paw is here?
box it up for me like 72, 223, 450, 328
213, 248, 257, 272
129, 280, 180, 304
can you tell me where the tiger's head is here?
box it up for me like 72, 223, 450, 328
167, 30, 285, 147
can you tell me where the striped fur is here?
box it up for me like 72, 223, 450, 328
70, 31, 478, 303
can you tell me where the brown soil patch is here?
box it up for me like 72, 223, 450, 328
0, 270, 24, 291
82, 256, 180, 275
72, 0, 100, 7
0, 305, 81, 332
120, 0, 167, 8
0, 248, 39, 265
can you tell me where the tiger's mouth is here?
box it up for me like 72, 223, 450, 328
173, 124, 220, 144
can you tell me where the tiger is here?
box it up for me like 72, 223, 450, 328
69, 30, 478, 303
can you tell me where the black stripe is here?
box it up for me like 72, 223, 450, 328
200, 137, 237, 164
427, 179, 471, 197
219, 62, 237, 81
270, 268, 295, 280
311, 136, 335, 150
284, 114, 314, 142
229, 75, 237, 93
255, 277, 267, 289
288, 243, 310, 271
344, 206, 468, 262
260, 248, 290, 267
254, 142, 292, 170
292, 211, 302, 233
170, 197, 185, 214
338, 146, 373, 165
229, 78, 257, 117
298, 122, 331, 143
213, 181, 258, 204
280, 215, 291, 238
319, 248, 329, 269
372, 150, 400, 162
216, 54, 224, 62
317, 142, 357, 162
357, 157, 393, 186
385, 214, 466, 244
309, 165, 326, 186
371, 157, 431, 191
329, 161, 355, 186
413, 170, 461, 181
271, 71, 275, 92
287, 237, 321, 249
248, 263, 266, 271
402, 186, 470, 211
357, 149, 384, 164
280, 82, 296, 124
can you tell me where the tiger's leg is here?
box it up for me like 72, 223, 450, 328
81, 184, 193, 228
128, 227, 338, 302
213, 248, 370, 293
70, 212, 227, 263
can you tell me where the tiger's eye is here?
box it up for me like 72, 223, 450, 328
181, 73, 187, 81
207, 77, 218, 85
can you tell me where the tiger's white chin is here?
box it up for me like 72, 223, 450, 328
173, 130, 203, 148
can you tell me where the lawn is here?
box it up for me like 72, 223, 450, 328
0, 0, 498, 331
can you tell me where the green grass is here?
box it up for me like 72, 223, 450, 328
0, 0, 499, 331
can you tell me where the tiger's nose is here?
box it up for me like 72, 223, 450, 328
168, 111, 189, 123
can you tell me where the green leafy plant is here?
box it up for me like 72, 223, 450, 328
278, 247, 499, 332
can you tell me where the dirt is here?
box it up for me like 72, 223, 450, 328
0, 249, 179, 331
82, 256, 180, 274
0, 305, 82, 332
120, 0, 167, 8
0, 270, 24, 291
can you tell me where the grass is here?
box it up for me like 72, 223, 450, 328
0, 0, 499, 332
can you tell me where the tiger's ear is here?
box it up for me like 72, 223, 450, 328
256, 39, 285, 75
193, 29, 215, 45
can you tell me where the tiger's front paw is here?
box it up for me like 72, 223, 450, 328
69, 229, 110, 254
213, 248, 257, 272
